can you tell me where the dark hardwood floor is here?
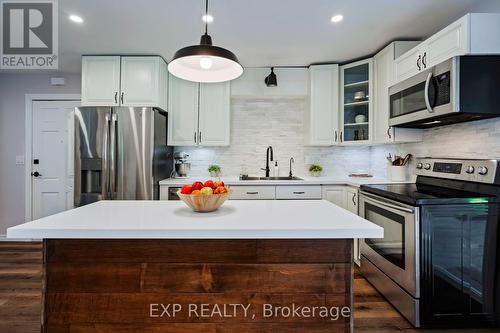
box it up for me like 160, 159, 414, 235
0, 241, 499, 333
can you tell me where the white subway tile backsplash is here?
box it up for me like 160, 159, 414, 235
175, 97, 371, 178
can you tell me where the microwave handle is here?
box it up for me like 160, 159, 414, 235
424, 72, 434, 113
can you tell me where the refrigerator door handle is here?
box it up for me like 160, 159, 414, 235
109, 112, 117, 200
101, 113, 111, 200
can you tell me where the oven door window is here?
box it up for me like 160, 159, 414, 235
364, 202, 406, 269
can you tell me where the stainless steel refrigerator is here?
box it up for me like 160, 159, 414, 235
74, 107, 173, 206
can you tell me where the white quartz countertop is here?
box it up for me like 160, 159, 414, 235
7, 200, 383, 239
159, 175, 411, 187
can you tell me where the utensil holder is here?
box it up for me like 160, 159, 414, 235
389, 165, 408, 182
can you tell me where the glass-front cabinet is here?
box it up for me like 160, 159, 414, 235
340, 59, 373, 144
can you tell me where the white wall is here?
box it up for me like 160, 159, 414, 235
0, 73, 81, 235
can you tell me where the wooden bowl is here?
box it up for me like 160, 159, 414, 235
177, 190, 232, 212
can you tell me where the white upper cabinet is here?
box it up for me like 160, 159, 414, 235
167, 75, 199, 146
167, 76, 231, 147
340, 59, 373, 145
81, 55, 168, 110
81, 56, 121, 106
120, 57, 160, 107
424, 17, 467, 68
305, 65, 340, 146
394, 46, 424, 85
373, 42, 422, 144
395, 13, 500, 83
198, 82, 231, 146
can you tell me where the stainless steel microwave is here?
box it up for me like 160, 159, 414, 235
389, 56, 500, 128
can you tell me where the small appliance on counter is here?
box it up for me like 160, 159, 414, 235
173, 152, 191, 178
359, 157, 500, 328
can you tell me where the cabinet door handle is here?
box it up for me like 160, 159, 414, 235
352, 193, 357, 206
246, 191, 259, 195
194, 131, 197, 144
293, 191, 305, 194
416, 55, 422, 71
387, 126, 392, 139
422, 52, 427, 68
340, 131, 343, 143
114, 92, 118, 104
120, 92, 124, 104
199, 131, 202, 143
334, 130, 338, 143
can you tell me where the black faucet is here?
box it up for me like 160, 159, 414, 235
289, 157, 294, 178
261, 146, 274, 177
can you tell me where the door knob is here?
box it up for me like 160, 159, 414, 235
31, 171, 42, 177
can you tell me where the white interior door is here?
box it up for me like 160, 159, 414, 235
32, 100, 79, 220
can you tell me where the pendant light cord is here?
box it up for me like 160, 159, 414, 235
205, 0, 209, 34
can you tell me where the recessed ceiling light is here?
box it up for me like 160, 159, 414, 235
330, 14, 343, 23
69, 14, 83, 23
202, 14, 213, 23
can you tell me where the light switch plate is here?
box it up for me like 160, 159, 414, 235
15, 155, 25, 165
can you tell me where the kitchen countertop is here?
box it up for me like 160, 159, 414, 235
7, 200, 383, 239
159, 175, 413, 187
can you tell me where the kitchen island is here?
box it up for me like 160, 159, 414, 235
8, 200, 382, 333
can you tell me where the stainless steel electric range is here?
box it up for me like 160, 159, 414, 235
359, 158, 500, 328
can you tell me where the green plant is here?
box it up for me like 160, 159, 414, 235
309, 164, 323, 173
208, 164, 221, 173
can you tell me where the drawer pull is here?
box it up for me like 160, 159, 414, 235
246, 191, 259, 195
293, 191, 305, 194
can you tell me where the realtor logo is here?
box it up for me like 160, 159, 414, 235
1, 0, 58, 69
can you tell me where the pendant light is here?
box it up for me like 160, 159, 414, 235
168, 0, 243, 83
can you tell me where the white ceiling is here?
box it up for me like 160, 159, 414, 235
6, 0, 500, 74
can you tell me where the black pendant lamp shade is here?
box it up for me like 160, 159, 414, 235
168, 0, 243, 83
265, 67, 277, 87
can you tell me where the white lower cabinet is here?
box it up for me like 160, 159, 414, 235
322, 185, 360, 265
229, 186, 276, 200
322, 186, 345, 207
276, 186, 322, 200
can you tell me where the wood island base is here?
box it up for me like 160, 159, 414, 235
43, 239, 353, 333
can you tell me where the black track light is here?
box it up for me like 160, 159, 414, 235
264, 67, 277, 87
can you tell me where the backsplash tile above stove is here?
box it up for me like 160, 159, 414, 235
371, 117, 500, 178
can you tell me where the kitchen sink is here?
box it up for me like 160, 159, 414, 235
239, 176, 303, 181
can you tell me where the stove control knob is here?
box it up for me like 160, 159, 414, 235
478, 167, 488, 175
416, 163, 423, 169
424, 163, 431, 170
465, 166, 475, 174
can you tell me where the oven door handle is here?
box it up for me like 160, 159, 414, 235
424, 72, 434, 113
361, 192, 415, 214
